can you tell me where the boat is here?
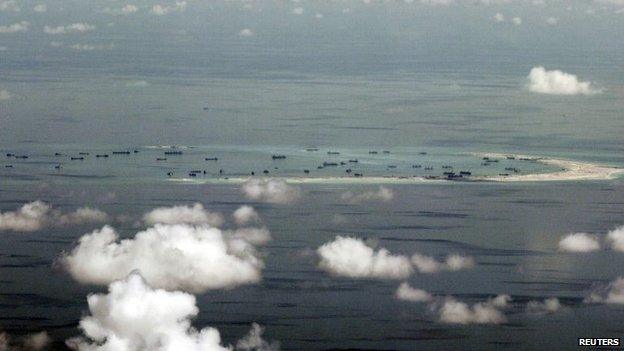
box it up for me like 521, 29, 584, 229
156, 158, 167, 161
459, 171, 472, 176
164, 151, 183, 155
70, 157, 84, 160
113, 151, 131, 155
327, 151, 340, 155
322, 162, 338, 167
96, 154, 109, 158
348, 159, 358, 163
205, 157, 218, 161
272, 155, 286, 160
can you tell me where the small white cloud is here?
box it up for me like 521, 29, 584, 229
527, 66, 600, 95
33, 3, 47, 12
489, 294, 512, 308
235, 323, 280, 351
546, 17, 559, 25
104, 4, 139, 15
233, 205, 261, 226
65, 272, 231, 351
315, 13, 324, 19
607, 225, 624, 251
44, 23, 95, 35
143, 203, 224, 227
558, 232, 601, 252
239, 28, 254, 37
0, 89, 11, 101
69, 43, 114, 51
494, 13, 505, 22
435, 297, 506, 324
445, 254, 476, 271
526, 297, 562, 313
317, 236, 413, 279
0, 331, 51, 351
125, 80, 149, 87
0, 0, 19, 12
512, 16, 522, 25
341, 186, 394, 203
58, 207, 109, 226
421, 0, 454, 5
242, 178, 300, 204
411, 253, 441, 273
411, 253, 475, 273
0, 21, 29, 33
0, 201, 108, 232
61, 223, 265, 292
396, 282, 432, 302
228, 227, 272, 246
292, 7, 304, 15
585, 277, 624, 304
151, 1, 186, 15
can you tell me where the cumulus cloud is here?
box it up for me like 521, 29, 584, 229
0, 201, 108, 232
395, 282, 432, 302
558, 232, 601, 252
527, 66, 600, 95
488, 294, 512, 308
69, 43, 114, 51
65, 272, 231, 351
58, 207, 109, 226
0, 89, 10, 101
0, 21, 29, 33
143, 203, 224, 227
585, 277, 624, 304
44, 23, 95, 35
340, 186, 394, 203
233, 205, 261, 226
104, 4, 138, 15
317, 236, 412, 279
61, 223, 264, 292
0, 331, 51, 351
33, 4, 47, 13
228, 227, 271, 246
493, 13, 505, 22
512, 16, 522, 25
606, 225, 624, 251
526, 297, 562, 313
411, 253, 475, 273
125, 80, 149, 87
292, 7, 304, 15
242, 179, 300, 204
0, 0, 19, 12
239, 28, 254, 37
150, 1, 186, 15
235, 323, 280, 351
434, 297, 506, 324
546, 16, 559, 25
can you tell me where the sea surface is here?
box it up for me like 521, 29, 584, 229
2, 3, 624, 348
